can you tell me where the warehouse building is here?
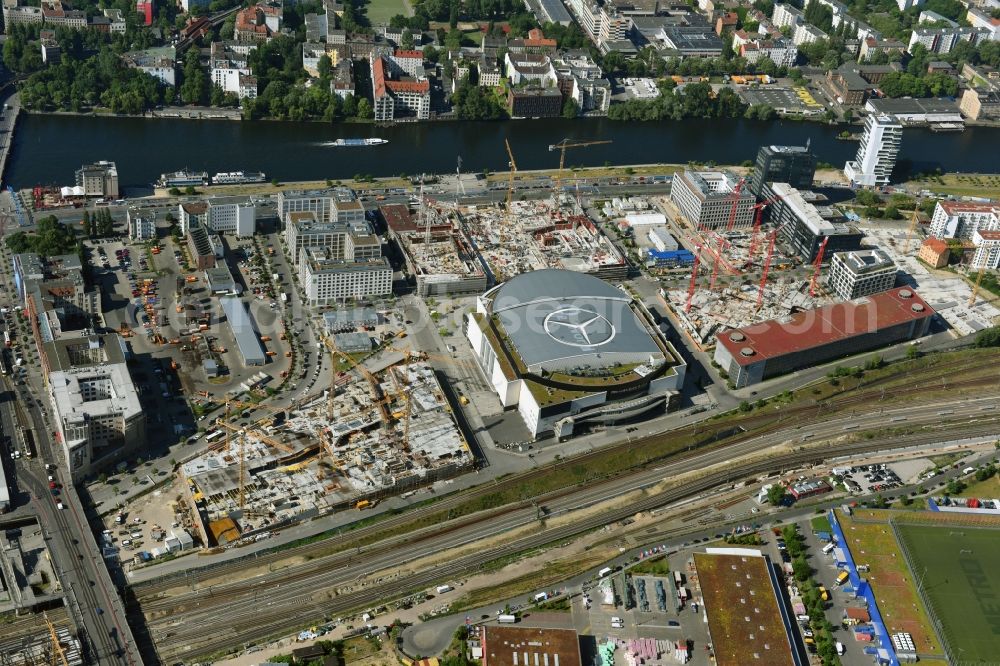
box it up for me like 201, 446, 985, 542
714, 287, 934, 388
827, 249, 897, 300
479, 626, 582, 666
767, 183, 864, 262
669, 170, 755, 230
220, 297, 266, 366
466, 269, 685, 439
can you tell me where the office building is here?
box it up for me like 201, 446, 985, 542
75, 161, 119, 199
504, 52, 559, 87
844, 114, 902, 188
827, 249, 897, 300
220, 297, 266, 366
959, 88, 1000, 121
283, 211, 381, 266
767, 183, 864, 262
669, 170, 755, 230
276, 187, 364, 225
929, 200, 999, 239
715, 288, 934, 388
127, 208, 156, 241
749, 144, 817, 197
46, 335, 145, 480
507, 87, 563, 117
299, 252, 393, 307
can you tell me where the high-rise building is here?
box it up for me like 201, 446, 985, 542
74, 161, 119, 199
844, 114, 902, 188
827, 249, 897, 300
749, 144, 817, 197
669, 170, 755, 229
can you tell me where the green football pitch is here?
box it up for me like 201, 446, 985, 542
896, 523, 1000, 664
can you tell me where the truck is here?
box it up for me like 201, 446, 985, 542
598, 567, 613, 578
497, 614, 517, 624
836, 571, 850, 586
436, 585, 453, 594
822, 542, 835, 555
533, 592, 548, 602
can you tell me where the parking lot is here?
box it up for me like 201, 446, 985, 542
736, 86, 825, 116
835, 462, 905, 495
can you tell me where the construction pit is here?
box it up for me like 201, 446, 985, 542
179, 359, 475, 550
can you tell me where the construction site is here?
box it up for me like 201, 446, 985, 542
0, 614, 83, 666
178, 350, 474, 550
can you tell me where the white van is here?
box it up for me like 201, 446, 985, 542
121, 539, 131, 547
822, 542, 836, 555
963, 466, 976, 474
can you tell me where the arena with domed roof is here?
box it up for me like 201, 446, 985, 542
465, 269, 686, 439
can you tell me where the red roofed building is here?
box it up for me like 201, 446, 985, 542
234, 2, 282, 43
714, 287, 934, 388
929, 199, 999, 239
371, 55, 429, 121
715, 12, 738, 35
844, 607, 870, 623
917, 237, 950, 268
508, 28, 558, 54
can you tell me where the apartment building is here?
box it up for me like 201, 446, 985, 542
907, 26, 989, 55
972, 230, 1000, 270
929, 200, 999, 239
371, 55, 430, 121
122, 46, 177, 86
178, 198, 256, 236
127, 209, 156, 241
844, 114, 902, 188
276, 187, 364, 225
827, 249, 897, 300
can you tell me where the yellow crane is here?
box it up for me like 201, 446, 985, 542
548, 138, 612, 195
44, 613, 69, 666
902, 208, 920, 254
970, 266, 986, 306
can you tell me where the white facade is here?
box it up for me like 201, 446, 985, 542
896, 0, 924, 11
793, 23, 828, 46
300, 255, 393, 307
930, 201, 1000, 239
972, 230, 1000, 270
504, 53, 559, 87
967, 7, 1000, 40
844, 114, 902, 188
742, 39, 798, 67
908, 27, 990, 54
827, 249, 897, 300
212, 65, 250, 94
207, 201, 256, 236
669, 171, 755, 229
772, 3, 803, 28
127, 209, 156, 241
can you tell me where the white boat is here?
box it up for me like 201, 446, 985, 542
212, 171, 266, 184
329, 138, 389, 147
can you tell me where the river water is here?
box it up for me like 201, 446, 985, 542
8, 114, 1000, 189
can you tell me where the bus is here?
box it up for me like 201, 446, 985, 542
204, 430, 224, 444
3, 331, 11, 348
0, 350, 8, 375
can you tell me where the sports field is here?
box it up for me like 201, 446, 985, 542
365, 0, 408, 24
836, 510, 942, 656
896, 524, 1000, 664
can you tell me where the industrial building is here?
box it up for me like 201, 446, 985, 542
465, 269, 685, 439
205, 265, 238, 295
479, 626, 582, 666
844, 114, 902, 188
694, 549, 801, 666
45, 335, 145, 480
767, 183, 864, 262
74, 160, 119, 199
827, 249, 897, 300
749, 144, 817, 197
669, 170, 755, 230
220, 297, 266, 366
865, 97, 963, 126
714, 287, 934, 388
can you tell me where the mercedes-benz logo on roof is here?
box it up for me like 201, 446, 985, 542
543, 307, 616, 348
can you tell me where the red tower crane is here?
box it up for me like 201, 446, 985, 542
809, 236, 830, 298
685, 248, 702, 313
723, 177, 747, 233
748, 195, 782, 260
708, 235, 728, 291
756, 231, 778, 310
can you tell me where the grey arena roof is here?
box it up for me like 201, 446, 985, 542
487, 269, 663, 371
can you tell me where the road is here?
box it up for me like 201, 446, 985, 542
131, 388, 1000, 663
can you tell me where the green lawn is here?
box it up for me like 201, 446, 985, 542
630, 555, 670, 576
810, 515, 832, 534
364, 0, 408, 24
896, 524, 1000, 664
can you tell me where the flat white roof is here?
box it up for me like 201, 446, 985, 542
771, 182, 834, 235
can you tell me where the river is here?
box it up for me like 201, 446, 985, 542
8, 114, 1000, 189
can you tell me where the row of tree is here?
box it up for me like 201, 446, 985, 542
82, 209, 116, 239
5, 217, 80, 257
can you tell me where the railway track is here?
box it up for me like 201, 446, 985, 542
134, 370, 999, 596
140, 421, 1000, 663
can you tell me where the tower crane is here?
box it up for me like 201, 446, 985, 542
547, 138, 612, 195
44, 613, 69, 666
685, 246, 702, 313
970, 266, 986, 306
902, 208, 920, 254
503, 138, 518, 246
748, 194, 782, 261
809, 236, 829, 298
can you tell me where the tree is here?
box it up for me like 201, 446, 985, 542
317, 55, 333, 79
975, 326, 1000, 348
766, 484, 788, 505
562, 97, 579, 118
400, 28, 414, 50
792, 555, 813, 582
855, 189, 881, 206
355, 97, 373, 119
